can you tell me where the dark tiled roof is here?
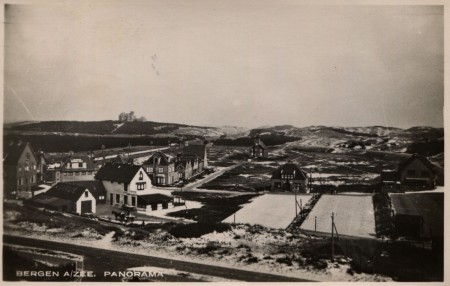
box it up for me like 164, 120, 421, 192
138, 193, 173, 203
271, 163, 308, 180
3, 142, 36, 165
36, 182, 89, 202
398, 154, 438, 174
95, 163, 143, 183
253, 141, 268, 150
182, 145, 206, 159
64, 180, 106, 197
380, 170, 401, 182
143, 151, 171, 165
110, 154, 134, 164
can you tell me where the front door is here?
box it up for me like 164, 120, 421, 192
81, 201, 92, 214
110, 193, 113, 205
124, 195, 128, 206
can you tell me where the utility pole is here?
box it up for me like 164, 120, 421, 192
331, 212, 335, 261
294, 180, 298, 216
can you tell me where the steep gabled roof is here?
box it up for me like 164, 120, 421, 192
398, 154, 439, 174
3, 142, 37, 165
143, 151, 172, 165
271, 163, 308, 180
253, 141, 268, 150
95, 163, 143, 183
36, 182, 88, 202
64, 180, 106, 197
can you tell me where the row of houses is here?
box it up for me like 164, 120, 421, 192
270, 154, 440, 193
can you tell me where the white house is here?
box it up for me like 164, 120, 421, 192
94, 163, 153, 207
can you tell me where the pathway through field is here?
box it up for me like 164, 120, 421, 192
301, 194, 376, 238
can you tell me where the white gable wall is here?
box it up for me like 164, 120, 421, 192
129, 167, 153, 192
75, 189, 97, 214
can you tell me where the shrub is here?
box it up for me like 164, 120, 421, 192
169, 223, 231, 238
276, 256, 293, 266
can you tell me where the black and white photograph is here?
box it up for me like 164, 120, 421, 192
2, 0, 446, 282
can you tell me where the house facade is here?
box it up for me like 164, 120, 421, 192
3, 141, 39, 198
271, 163, 309, 193
249, 134, 268, 159
143, 151, 179, 186
95, 163, 153, 208
31, 183, 97, 214
43, 153, 100, 183
380, 154, 439, 192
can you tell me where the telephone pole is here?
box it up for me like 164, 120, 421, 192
331, 212, 335, 261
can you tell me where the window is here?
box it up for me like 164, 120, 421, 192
32, 164, 36, 170
407, 170, 416, 177
84, 191, 89, 198
116, 194, 120, 203
159, 168, 163, 173
68, 172, 73, 176
18, 165, 22, 172
136, 182, 146, 190
79, 163, 83, 168
87, 171, 92, 175
132, 196, 136, 206
81, 172, 86, 175
139, 171, 143, 180
24, 165, 29, 172
147, 167, 153, 173
63, 172, 67, 176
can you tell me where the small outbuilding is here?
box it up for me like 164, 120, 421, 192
31, 182, 97, 214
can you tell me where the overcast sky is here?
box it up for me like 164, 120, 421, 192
4, 2, 444, 128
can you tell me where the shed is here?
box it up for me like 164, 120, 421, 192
31, 183, 97, 214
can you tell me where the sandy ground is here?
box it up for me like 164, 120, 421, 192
223, 194, 312, 229
301, 194, 376, 238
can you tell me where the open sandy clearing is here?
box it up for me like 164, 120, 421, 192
223, 194, 312, 229
300, 195, 376, 238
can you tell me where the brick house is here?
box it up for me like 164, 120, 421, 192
3, 141, 39, 198
271, 163, 309, 193
142, 151, 179, 186
249, 134, 268, 158
95, 163, 153, 207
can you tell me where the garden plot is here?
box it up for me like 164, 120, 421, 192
301, 195, 376, 238
223, 194, 312, 229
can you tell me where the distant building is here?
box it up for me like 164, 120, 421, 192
44, 154, 100, 183
142, 151, 179, 186
380, 154, 439, 192
31, 182, 97, 214
271, 162, 309, 193
3, 141, 39, 198
182, 141, 209, 168
118, 111, 137, 122
95, 163, 153, 207
249, 134, 268, 159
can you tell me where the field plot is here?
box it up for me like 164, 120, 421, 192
301, 195, 376, 238
223, 194, 312, 229
390, 193, 444, 238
